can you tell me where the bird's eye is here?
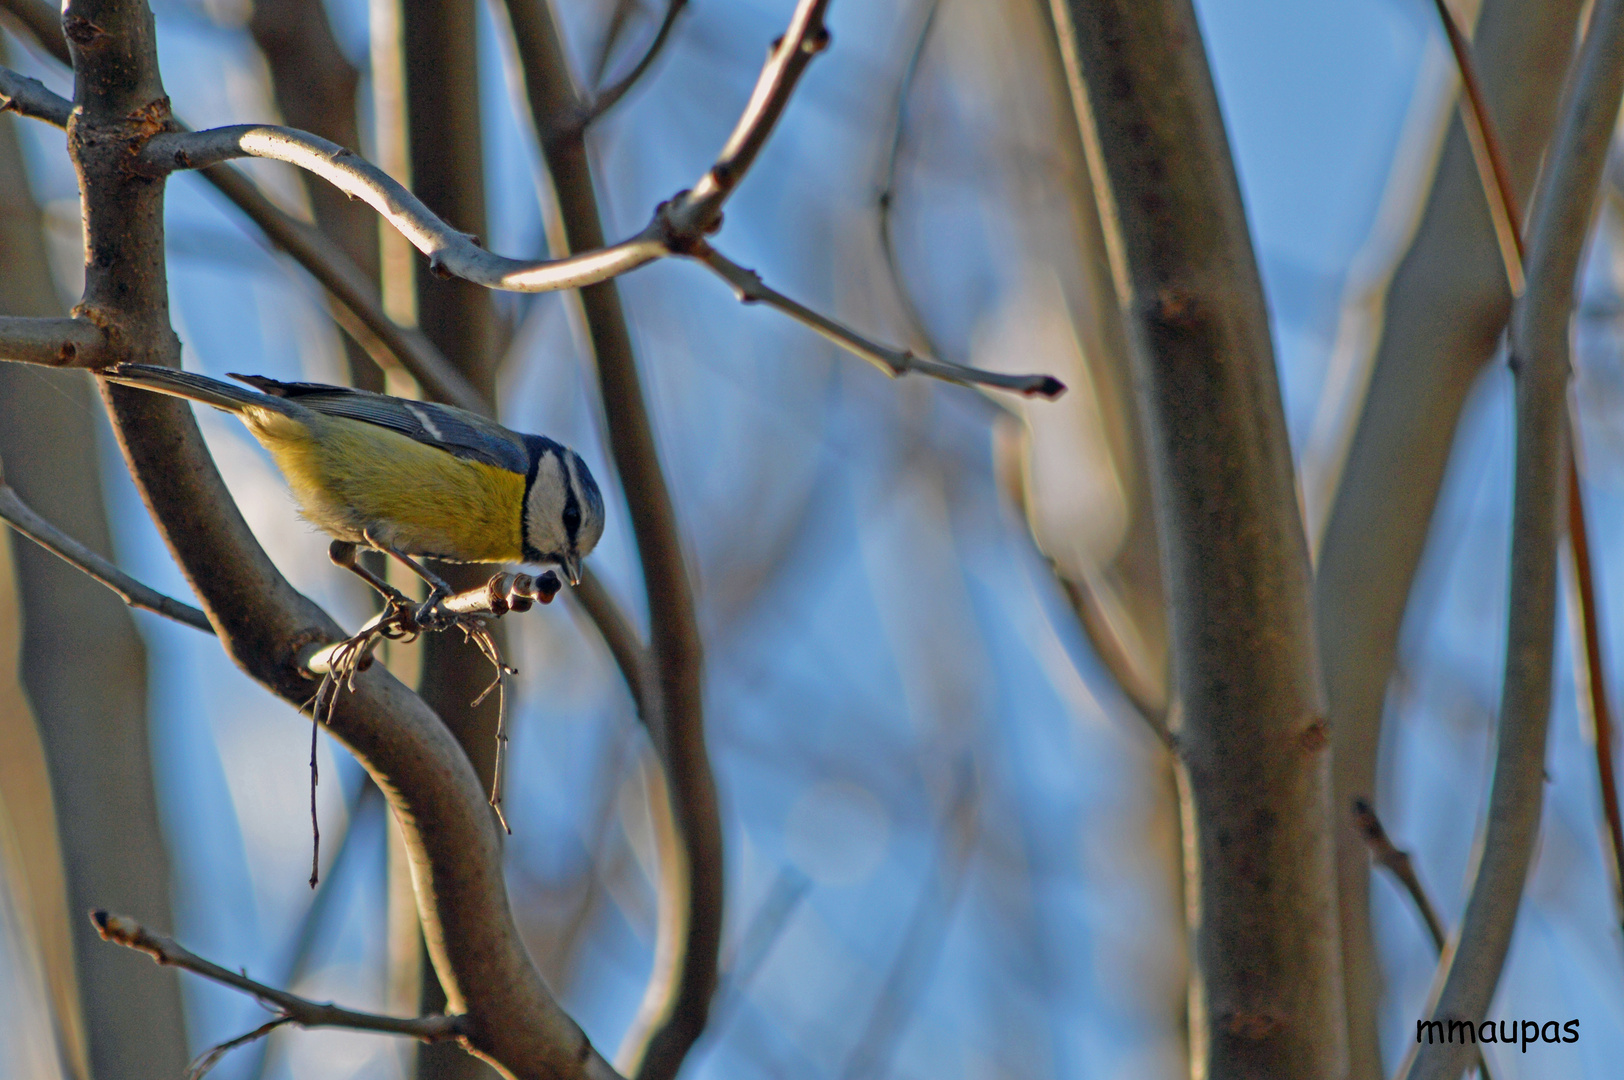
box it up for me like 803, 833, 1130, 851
563, 505, 582, 534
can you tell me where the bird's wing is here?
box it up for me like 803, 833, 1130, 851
230, 375, 530, 474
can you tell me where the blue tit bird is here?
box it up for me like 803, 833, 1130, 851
101, 364, 605, 594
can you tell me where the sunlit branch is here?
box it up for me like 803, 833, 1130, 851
91, 911, 461, 1040
143, 125, 669, 292
0, 57, 489, 408
0, 464, 213, 633
692, 244, 1065, 398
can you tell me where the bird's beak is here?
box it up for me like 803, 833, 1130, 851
561, 554, 582, 587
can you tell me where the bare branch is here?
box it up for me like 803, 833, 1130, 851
1432, 0, 1525, 294
143, 125, 670, 293
579, 0, 688, 128
1569, 446, 1624, 931
91, 911, 461, 1040
1400, 0, 1624, 1075
196, 164, 489, 412
1052, 1, 1345, 1075
186, 1017, 295, 1080
1351, 798, 1446, 949
61, 0, 625, 1073
0, 462, 213, 633
0, 54, 488, 408
691, 244, 1065, 398
1351, 801, 1497, 1080
0, 314, 107, 367
661, 0, 830, 236
0, 63, 71, 125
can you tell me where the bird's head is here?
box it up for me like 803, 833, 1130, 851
522, 440, 605, 586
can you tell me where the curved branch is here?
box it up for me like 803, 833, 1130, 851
92, 911, 461, 1040
1399, 0, 1624, 1075
579, 0, 689, 129
143, 126, 670, 293
0, 58, 489, 409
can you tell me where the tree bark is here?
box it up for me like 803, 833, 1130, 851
1049, 2, 1347, 1076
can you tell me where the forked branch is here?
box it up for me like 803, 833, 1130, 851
92, 911, 461, 1040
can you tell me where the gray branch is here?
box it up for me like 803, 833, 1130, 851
0, 63, 69, 124
1400, 0, 1624, 1076
0, 314, 107, 367
691, 244, 1065, 398
1051, 0, 1346, 1075
0, 465, 212, 633
92, 911, 461, 1040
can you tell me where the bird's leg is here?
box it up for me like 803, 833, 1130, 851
364, 536, 453, 626
329, 540, 413, 610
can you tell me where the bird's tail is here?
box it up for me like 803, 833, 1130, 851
102, 364, 287, 414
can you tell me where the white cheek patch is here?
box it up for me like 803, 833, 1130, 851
525, 452, 568, 557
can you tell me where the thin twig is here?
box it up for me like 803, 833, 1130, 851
1431, 0, 1526, 294
1352, 798, 1446, 948
0, 472, 214, 633
1568, 445, 1624, 930
579, 0, 688, 128
1352, 800, 1497, 1080
91, 911, 463, 1040
143, 124, 670, 292
692, 243, 1065, 398
186, 1017, 295, 1080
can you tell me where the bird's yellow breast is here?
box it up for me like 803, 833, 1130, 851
240, 406, 526, 563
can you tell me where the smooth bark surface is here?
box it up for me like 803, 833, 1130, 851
1313, 2, 1583, 1071
1052, 1, 1347, 1076
1401, 1, 1624, 1075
